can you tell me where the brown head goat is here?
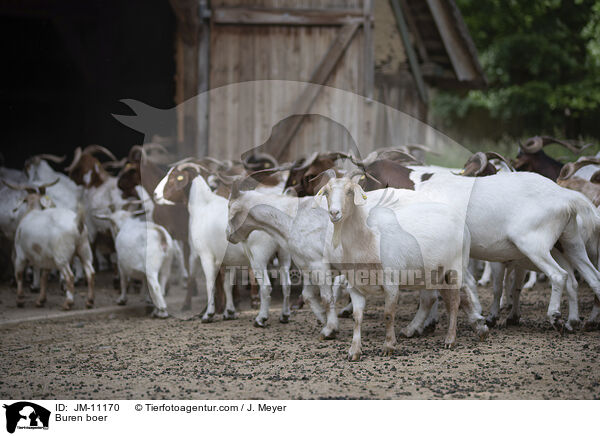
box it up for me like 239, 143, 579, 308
512, 136, 590, 181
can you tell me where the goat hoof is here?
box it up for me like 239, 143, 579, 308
423, 321, 437, 335
16, 296, 25, 308
444, 341, 455, 349
477, 324, 489, 342
35, 298, 46, 308
279, 314, 290, 324
116, 297, 127, 306
201, 313, 215, 323
62, 300, 74, 311
400, 327, 416, 338
223, 310, 238, 321
583, 320, 599, 331
485, 316, 497, 328
152, 308, 169, 319
85, 299, 94, 309
338, 308, 352, 318
29, 286, 40, 294
382, 346, 395, 357
565, 318, 580, 331
319, 329, 337, 340
348, 351, 361, 362
254, 318, 268, 328
506, 316, 521, 327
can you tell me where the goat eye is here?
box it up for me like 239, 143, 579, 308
292, 180, 297, 185
176, 175, 184, 181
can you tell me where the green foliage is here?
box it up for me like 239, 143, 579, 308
434, 0, 600, 139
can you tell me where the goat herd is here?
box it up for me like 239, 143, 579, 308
1, 136, 600, 361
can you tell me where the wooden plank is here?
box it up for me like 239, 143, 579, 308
196, 0, 210, 157
212, 7, 365, 26
389, 0, 428, 104
271, 21, 361, 160
399, 0, 429, 62
363, 0, 374, 99
425, 0, 477, 81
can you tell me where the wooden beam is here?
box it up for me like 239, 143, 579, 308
212, 7, 364, 26
399, 0, 429, 62
425, 0, 478, 82
389, 0, 428, 103
272, 22, 361, 160
363, 0, 374, 99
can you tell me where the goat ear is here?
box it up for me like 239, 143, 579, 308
591, 170, 600, 184
353, 184, 367, 206
312, 186, 326, 209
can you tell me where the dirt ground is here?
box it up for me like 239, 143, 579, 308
1, 272, 599, 400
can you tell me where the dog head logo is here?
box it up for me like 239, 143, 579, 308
3, 402, 50, 434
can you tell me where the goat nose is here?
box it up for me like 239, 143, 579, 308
329, 209, 341, 221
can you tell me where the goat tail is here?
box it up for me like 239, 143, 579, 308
153, 224, 172, 252
569, 193, 600, 254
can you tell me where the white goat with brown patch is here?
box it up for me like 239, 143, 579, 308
95, 208, 175, 318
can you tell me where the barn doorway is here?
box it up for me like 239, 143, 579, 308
0, 0, 176, 168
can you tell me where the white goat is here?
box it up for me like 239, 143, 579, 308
315, 173, 486, 360
6, 179, 95, 309
154, 163, 292, 325
409, 171, 600, 330
95, 209, 174, 318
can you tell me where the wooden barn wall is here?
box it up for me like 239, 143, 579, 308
373, 71, 428, 150
208, 0, 368, 161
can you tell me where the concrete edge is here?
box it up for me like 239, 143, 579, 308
0, 303, 150, 328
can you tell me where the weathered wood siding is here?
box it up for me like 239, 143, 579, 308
208, 0, 368, 161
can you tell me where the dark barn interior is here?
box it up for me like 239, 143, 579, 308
0, 0, 176, 168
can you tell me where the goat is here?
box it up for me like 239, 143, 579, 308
314, 172, 487, 360
557, 159, 600, 206
512, 136, 590, 181
4, 179, 95, 310
409, 170, 600, 331
94, 208, 175, 318
154, 162, 292, 325
65, 145, 126, 276
226, 179, 343, 338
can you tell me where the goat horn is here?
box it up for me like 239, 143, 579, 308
38, 178, 60, 190
520, 136, 544, 153
294, 152, 320, 171
243, 152, 279, 168
485, 152, 515, 172
462, 152, 488, 176
103, 157, 128, 169
539, 136, 591, 154
377, 149, 422, 165
143, 143, 169, 154
34, 154, 66, 164
83, 144, 117, 161
128, 145, 145, 162
403, 144, 439, 155
558, 158, 600, 180
1, 179, 28, 191
176, 162, 213, 174
65, 147, 83, 172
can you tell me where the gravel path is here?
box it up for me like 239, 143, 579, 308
1, 276, 599, 399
